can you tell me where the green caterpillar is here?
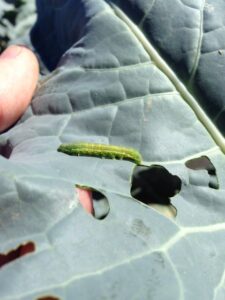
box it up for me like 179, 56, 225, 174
57, 143, 142, 165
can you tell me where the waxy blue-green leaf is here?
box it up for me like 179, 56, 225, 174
0, 1, 225, 299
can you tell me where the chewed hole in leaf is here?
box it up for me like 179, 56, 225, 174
131, 165, 182, 204
185, 156, 219, 189
131, 165, 181, 218
0, 140, 13, 158
92, 190, 110, 220
0, 241, 35, 268
76, 187, 110, 220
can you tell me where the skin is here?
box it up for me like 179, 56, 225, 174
0, 45, 39, 132
0, 45, 93, 213
76, 188, 94, 215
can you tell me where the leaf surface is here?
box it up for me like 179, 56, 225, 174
0, 1, 225, 299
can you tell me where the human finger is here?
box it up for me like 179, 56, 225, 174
0, 45, 39, 132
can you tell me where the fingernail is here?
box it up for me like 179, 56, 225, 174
0, 45, 23, 59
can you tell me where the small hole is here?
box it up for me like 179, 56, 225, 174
76, 186, 110, 219
0, 140, 13, 158
0, 241, 35, 268
185, 156, 219, 189
92, 190, 110, 220
131, 165, 181, 218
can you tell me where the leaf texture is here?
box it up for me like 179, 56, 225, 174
0, 1, 225, 299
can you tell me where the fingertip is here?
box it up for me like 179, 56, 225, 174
77, 188, 94, 214
0, 45, 39, 132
